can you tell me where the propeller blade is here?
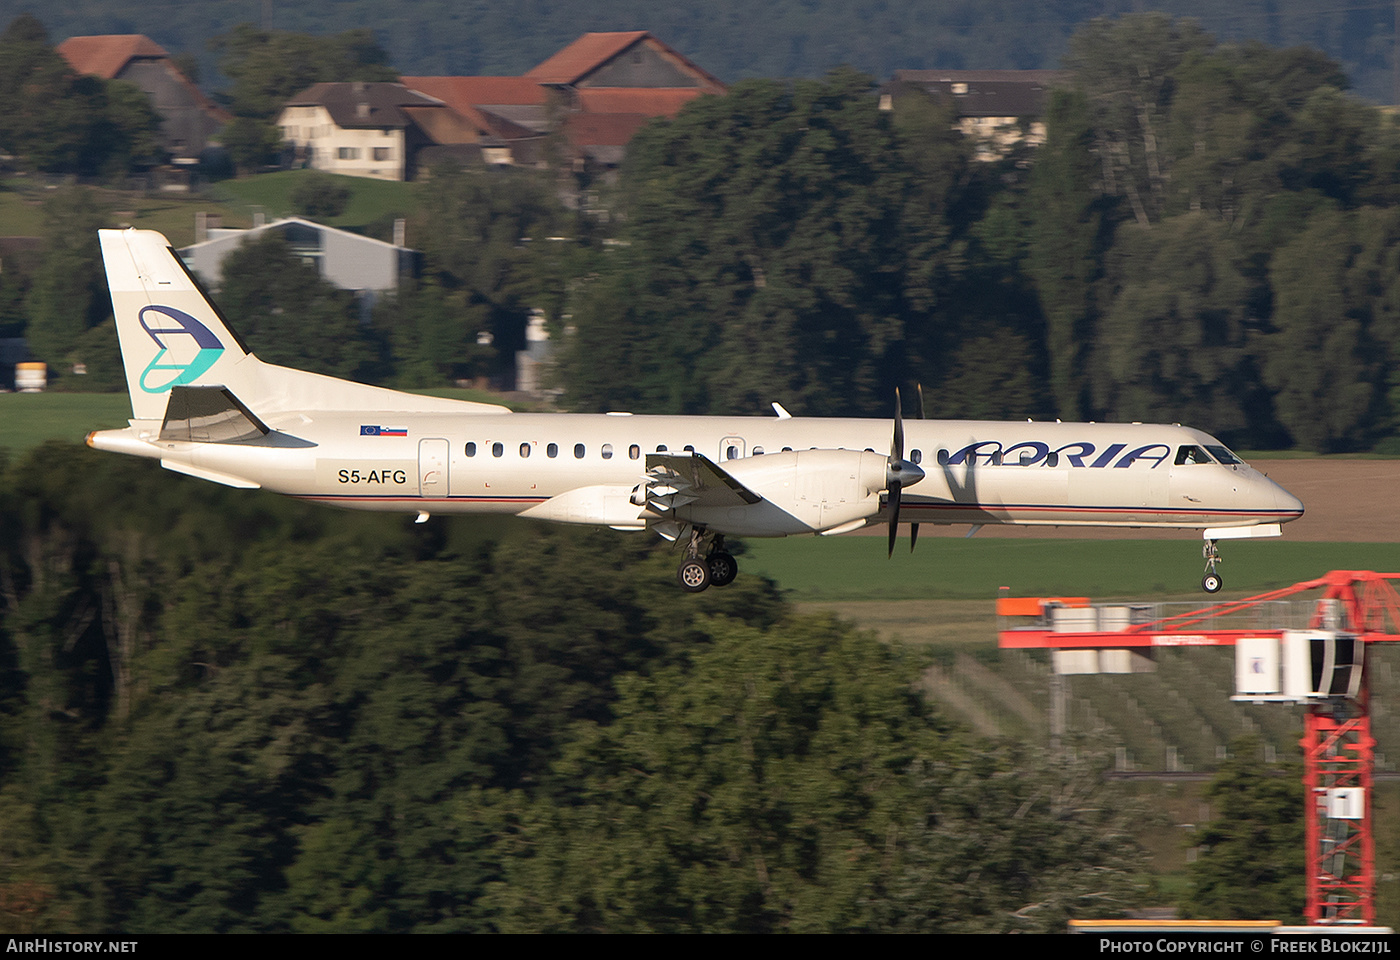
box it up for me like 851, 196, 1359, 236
887, 480, 902, 558
894, 387, 906, 462
909, 384, 924, 552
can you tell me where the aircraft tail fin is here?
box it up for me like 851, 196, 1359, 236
100, 228, 251, 422
101, 227, 513, 423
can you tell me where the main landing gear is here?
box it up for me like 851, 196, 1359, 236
676, 529, 738, 593
1201, 538, 1222, 594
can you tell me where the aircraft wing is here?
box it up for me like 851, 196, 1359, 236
644, 452, 763, 510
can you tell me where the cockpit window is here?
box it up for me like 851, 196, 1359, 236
1204, 445, 1242, 465
1174, 445, 1214, 465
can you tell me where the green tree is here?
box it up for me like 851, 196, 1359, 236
0, 15, 162, 176
560, 69, 975, 417
1095, 214, 1253, 434
1183, 736, 1304, 922
385, 162, 572, 387
488, 616, 1149, 933
1026, 88, 1111, 422
209, 24, 397, 174
490, 615, 952, 932
290, 173, 351, 219
1264, 207, 1384, 451
22, 188, 113, 376
211, 24, 397, 121
0, 14, 88, 173
214, 232, 383, 382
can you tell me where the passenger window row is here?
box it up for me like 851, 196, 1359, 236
463, 442, 646, 460
462, 441, 1237, 468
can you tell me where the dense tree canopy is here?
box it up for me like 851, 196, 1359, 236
208, 24, 397, 171
0, 14, 162, 176
0, 443, 1151, 932
1182, 737, 1305, 922
558, 68, 983, 417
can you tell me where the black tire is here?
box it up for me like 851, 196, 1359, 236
708, 551, 738, 587
678, 558, 711, 592
1202, 573, 1222, 594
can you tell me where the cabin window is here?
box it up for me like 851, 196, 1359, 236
547, 443, 558, 458
991, 451, 1003, 466
1175, 445, 1213, 465
782, 446, 793, 452
1045, 452, 1060, 467
519, 442, 531, 458
936, 449, 949, 466
492, 442, 503, 458
465, 442, 477, 457
684, 444, 695, 452
602, 443, 614, 460
656, 444, 668, 452
1204, 445, 1241, 465
629, 444, 640, 460
1018, 449, 1036, 465
911, 449, 922, 464
574, 443, 585, 459
726, 445, 738, 460
753, 446, 764, 455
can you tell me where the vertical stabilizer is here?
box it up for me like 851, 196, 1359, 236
100, 229, 251, 421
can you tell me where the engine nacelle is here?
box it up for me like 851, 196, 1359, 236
679, 449, 888, 536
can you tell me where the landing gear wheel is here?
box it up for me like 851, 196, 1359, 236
707, 551, 738, 587
1200, 538, 1223, 595
677, 558, 711, 593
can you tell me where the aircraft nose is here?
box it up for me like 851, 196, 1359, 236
1268, 476, 1304, 523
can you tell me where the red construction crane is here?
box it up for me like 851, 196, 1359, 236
997, 571, 1400, 926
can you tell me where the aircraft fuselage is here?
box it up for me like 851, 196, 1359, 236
92, 409, 1302, 534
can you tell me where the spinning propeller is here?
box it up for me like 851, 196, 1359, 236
886, 386, 926, 557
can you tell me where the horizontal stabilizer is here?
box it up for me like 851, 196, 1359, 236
160, 459, 260, 489
159, 385, 269, 443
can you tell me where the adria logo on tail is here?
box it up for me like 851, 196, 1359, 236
137, 305, 224, 393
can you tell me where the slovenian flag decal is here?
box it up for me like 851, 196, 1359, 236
361, 426, 408, 437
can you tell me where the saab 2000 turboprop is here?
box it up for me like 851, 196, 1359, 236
87, 228, 1303, 593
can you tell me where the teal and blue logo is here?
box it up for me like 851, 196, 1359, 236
138, 305, 224, 393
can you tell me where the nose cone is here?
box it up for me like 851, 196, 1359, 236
888, 459, 925, 489
1270, 477, 1304, 524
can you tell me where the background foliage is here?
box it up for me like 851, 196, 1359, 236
0, 444, 1156, 932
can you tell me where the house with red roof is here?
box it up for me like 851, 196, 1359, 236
270, 32, 724, 183
401, 31, 726, 179
278, 81, 500, 180
57, 34, 229, 163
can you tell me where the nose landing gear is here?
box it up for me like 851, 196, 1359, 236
1202, 538, 1222, 593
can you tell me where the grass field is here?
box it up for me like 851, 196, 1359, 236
0, 392, 132, 451
1, 177, 250, 246
0, 389, 527, 455
741, 535, 1400, 601
208, 171, 419, 235
3, 170, 419, 247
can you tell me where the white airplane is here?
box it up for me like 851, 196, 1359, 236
88, 228, 1303, 593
